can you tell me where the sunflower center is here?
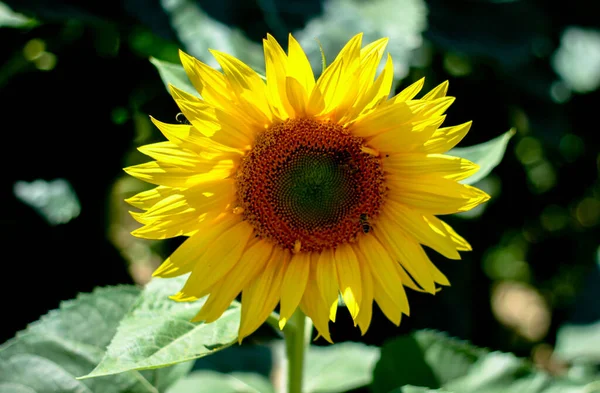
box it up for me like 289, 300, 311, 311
236, 118, 386, 252
277, 152, 356, 229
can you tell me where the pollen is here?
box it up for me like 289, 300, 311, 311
293, 240, 302, 254
235, 118, 386, 252
361, 146, 380, 157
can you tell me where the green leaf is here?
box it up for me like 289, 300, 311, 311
0, 2, 37, 28
82, 276, 241, 379
554, 321, 600, 364
14, 178, 81, 226
0, 286, 186, 393
450, 128, 516, 185
391, 386, 453, 393
304, 342, 380, 393
150, 57, 197, 97
372, 330, 598, 393
371, 330, 487, 393
445, 352, 595, 393
142, 362, 195, 392
553, 27, 600, 94
165, 370, 275, 393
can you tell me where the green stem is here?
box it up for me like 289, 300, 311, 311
284, 309, 310, 393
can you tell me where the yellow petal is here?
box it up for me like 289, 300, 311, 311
316, 248, 339, 322
169, 84, 216, 119
279, 251, 311, 329
168, 88, 219, 135
138, 141, 208, 169
382, 201, 461, 260
387, 174, 491, 215
342, 54, 394, 124
129, 181, 234, 239
333, 33, 363, 65
145, 180, 231, 214
178, 49, 276, 128
358, 235, 410, 323
209, 50, 266, 97
422, 80, 449, 100
153, 213, 239, 278
305, 79, 326, 116
211, 107, 258, 147
395, 262, 428, 293
309, 57, 345, 116
149, 116, 242, 155
384, 153, 479, 182
123, 160, 233, 188
192, 240, 274, 323
316, 33, 363, 117
422, 121, 472, 154
350, 96, 451, 140
131, 213, 199, 239
263, 34, 291, 119
424, 215, 472, 251
368, 115, 446, 153
334, 243, 362, 321
372, 278, 403, 326
179, 50, 232, 108
125, 186, 175, 210
175, 220, 254, 299
210, 49, 272, 122
350, 100, 414, 138
384, 226, 449, 288
428, 256, 450, 286
414, 96, 455, 119
238, 248, 289, 342
170, 88, 254, 149
287, 34, 315, 95
360, 37, 388, 64
389, 77, 425, 104
285, 76, 308, 117
354, 246, 374, 335
171, 77, 266, 133
132, 183, 234, 238
329, 71, 361, 122
374, 217, 436, 294
132, 194, 195, 239
353, 38, 389, 102
389, 233, 450, 288
300, 260, 333, 343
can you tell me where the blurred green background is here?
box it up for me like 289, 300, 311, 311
1, 0, 598, 374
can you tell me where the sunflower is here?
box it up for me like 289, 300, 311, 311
125, 33, 490, 343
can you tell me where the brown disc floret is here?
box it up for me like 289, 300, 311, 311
235, 118, 386, 252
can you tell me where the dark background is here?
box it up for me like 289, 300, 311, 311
1, 0, 598, 367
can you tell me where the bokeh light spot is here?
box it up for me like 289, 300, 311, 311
559, 133, 584, 163
575, 197, 600, 227
540, 205, 569, 232
23, 38, 45, 61
515, 137, 542, 166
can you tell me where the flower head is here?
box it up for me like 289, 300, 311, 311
125, 33, 490, 342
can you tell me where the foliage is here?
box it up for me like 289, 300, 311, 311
0, 286, 191, 393
83, 276, 239, 378
450, 129, 515, 186
372, 331, 599, 393
3, 290, 598, 393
